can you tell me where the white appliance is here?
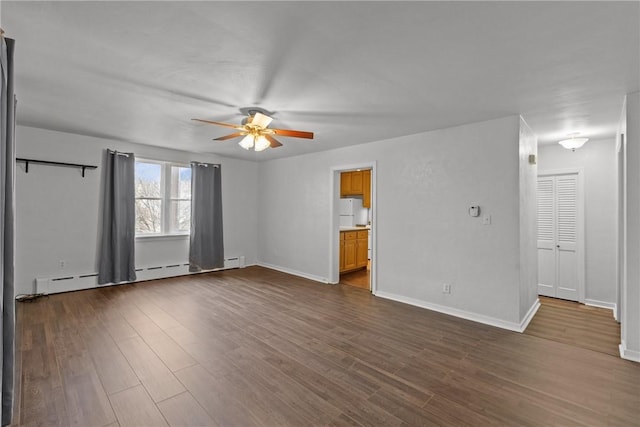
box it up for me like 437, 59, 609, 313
339, 198, 368, 227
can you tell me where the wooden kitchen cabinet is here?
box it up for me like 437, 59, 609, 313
340, 171, 363, 197
339, 233, 345, 271
341, 170, 371, 204
342, 231, 358, 271
340, 230, 368, 273
340, 172, 352, 197
362, 169, 371, 208
350, 171, 363, 194
356, 230, 368, 268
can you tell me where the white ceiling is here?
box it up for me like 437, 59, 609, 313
2, 1, 639, 161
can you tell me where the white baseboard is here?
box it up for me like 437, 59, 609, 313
256, 262, 328, 284
520, 298, 541, 332
619, 341, 640, 362
585, 298, 617, 313
375, 291, 538, 333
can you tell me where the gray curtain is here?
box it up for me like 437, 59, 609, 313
0, 36, 15, 427
189, 162, 224, 272
98, 150, 136, 284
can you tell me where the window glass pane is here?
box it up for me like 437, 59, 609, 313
135, 199, 162, 233
169, 200, 191, 233
135, 162, 162, 198
171, 166, 191, 199
135, 161, 191, 235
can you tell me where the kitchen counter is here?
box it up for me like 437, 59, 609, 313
340, 226, 370, 231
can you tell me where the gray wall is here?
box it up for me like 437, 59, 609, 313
538, 137, 618, 306
14, 125, 259, 295
258, 115, 538, 329
519, 118, 539, 319
15, 115, 542, 333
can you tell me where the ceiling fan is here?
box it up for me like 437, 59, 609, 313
192, 111, 314, 151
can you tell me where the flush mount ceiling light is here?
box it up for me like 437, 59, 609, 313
558, 134, 588, 151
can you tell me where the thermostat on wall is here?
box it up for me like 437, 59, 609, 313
469, 206, 480, 217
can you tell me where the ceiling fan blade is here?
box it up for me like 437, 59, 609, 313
192, 118, 244, 129
264, 134, 283, 148
251, 112, 273, 128
214, 132, 246, 141
271, 128, 314, 139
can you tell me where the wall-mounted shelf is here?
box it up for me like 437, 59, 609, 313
16, 158, 98, 177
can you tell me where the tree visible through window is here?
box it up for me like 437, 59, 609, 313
135, 162, 162, 233
135, 160, 191, 235
169, 166, 191, 232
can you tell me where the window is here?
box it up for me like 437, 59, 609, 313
135, 159, 191, 235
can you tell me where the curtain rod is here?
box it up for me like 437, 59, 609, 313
193, 162, 220, 168
107, 149, 131, 157
16, 158, 98, 178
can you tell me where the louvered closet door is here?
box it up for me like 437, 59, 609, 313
537, 173, 580, 301
537, 177, 556, 297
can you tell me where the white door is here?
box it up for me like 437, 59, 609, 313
537, 172, 583, 301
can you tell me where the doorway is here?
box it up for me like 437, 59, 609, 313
537, 169, 585, 302
339, 265, 370, 289
330, 163, 376, 293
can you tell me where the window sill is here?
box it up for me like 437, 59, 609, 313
136, 233, 189, 241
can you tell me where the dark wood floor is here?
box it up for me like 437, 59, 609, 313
13, 266, 640, 426
525, 296, 621, 357
339, 263, 370, 289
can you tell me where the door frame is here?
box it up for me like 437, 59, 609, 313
329, 161, 377, 293
538, 167, 585, 303
616, 134, 624, 322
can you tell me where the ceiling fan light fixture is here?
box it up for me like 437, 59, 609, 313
558, 136, 588, 151
194, 109, 312, 151
254, 135, 270, 152
238, 134, 254, 150
251, 112, 273, 129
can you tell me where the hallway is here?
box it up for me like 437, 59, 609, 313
525, 296, 620, 357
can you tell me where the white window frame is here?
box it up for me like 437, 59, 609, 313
135, 158, 191, 238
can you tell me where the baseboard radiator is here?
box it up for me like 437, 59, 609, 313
35, 256, 244, 295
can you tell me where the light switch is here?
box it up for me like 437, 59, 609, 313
483, 214, 491, 225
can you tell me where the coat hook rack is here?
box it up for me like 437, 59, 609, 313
16, 158, 98, 178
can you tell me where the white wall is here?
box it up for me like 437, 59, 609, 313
258, 115, 538, 329
622, 91, 640, 361
519, 118, 538, 319
538, 138, 618, 306
15, 125, 259, 295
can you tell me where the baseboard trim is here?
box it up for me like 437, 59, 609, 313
520, 298, 541, 332
375, 291, 537, 333
585, 299, 617, 313
619, 341, 640, 362
257, 262, 328, 284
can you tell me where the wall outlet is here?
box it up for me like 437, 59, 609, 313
483, 214, 492, 225
442, 283, 451, 294
59, 260, 66, 270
